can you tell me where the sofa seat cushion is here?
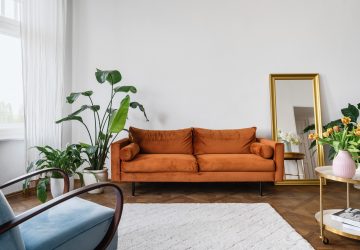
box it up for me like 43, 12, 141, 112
19, 197, 116, 250
196, 154, 275, 172
122, 154, 198, 173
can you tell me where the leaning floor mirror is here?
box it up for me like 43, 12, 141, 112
270, 74, 325, 185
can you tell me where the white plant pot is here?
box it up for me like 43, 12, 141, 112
83, 167, 108, 194
50, 175, 74, 198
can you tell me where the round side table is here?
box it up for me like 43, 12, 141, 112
284, 152, 305, 179
315, 166, 360, 244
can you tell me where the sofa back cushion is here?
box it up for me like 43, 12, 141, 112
193, 127, 257, 154
129, 127, 193, 154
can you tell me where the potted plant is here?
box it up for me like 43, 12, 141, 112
26, 144, 84, 202
308, 117, 360, 178
304, 103, 360, 160
56, 69, 148, 193
277, 129, 301, 152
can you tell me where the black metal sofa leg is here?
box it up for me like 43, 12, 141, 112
259, 182, 263, 196
132, 182, 135, 196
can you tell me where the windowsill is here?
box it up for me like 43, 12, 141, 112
0, 125, 24, 141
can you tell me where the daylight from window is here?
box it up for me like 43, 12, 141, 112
0, 0, 23, 138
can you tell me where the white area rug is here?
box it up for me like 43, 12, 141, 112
117, 203, 313, 250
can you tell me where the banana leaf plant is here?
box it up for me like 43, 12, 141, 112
304, 103, 360, 160
25, 144, 85, 203
56, 69, 148, 171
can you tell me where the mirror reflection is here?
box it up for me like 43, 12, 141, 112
275, 80, 317, 180
270, 74, 324, 183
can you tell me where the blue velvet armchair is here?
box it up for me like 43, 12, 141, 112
0, 168, 123, 250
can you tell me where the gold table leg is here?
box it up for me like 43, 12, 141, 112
319, 176, 329, 244
347, 182, 350, 208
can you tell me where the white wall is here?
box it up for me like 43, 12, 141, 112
0, 140, 26, 194
71, 0, 360, 152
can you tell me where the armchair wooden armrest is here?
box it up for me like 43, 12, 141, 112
0, 182, 123, 250
257, 138, 284, 182
111, 137, 131, 182
0, 168, 70, 194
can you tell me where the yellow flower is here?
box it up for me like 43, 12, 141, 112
333, 125, 340, 132
322, 132, 330, 138
355, 128, 360, 136
308, 133, 319, 140
341, 116, 351, 125
326, 128, 333, 134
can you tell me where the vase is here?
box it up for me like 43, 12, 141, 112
83, 167, 108, 194
332, 150, 356, 179
50, 175, 74, 198
284, 142, 292, 152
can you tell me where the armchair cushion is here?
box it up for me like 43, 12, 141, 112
19, 197, 116, 250
119, 143, 140, 161
0, 190, 25, 250
250, 142, 274, 159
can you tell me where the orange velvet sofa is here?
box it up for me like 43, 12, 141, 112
111, 127, 284, 195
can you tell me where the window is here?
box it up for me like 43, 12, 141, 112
0, 0, 23, 140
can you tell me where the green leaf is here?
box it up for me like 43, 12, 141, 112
95, 69, 108, 83
66, 93, 81, 104
130, 101, 149, 121
37, 178, 48, 203
66, 91, 93, 103
109, 95, 130, 133
303, 124, 315, 133
98, 131, 106, 140
90, 105, 100, 112
309, 140, 317, 149
56, 115, 83, 124
341, 103, 359, 122
95, 69, 122, 85
114, 85, 137, 93
358, 103, 360, 110
86, 145, 98, 155
82, 91, 93, 96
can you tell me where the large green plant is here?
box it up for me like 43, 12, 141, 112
304, 103, 360, 160
25, 144, 85, 203
56, 69, 148, 170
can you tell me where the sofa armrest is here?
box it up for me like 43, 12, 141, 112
111, 138, 131, 182
257, 138, 284, 182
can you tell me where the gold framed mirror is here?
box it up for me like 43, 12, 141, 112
270, 74, 325, 185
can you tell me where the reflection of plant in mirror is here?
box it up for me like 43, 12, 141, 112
308, 117, 360, 165
277, 129, 301, 145
304, 103, 360, 160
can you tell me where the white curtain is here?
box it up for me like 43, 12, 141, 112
20, 0, 67, 164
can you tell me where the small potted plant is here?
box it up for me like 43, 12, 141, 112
277, 129, 301, 152
27, 144, 84, 202
308, 117, 360, 178
56, 69, 148, 193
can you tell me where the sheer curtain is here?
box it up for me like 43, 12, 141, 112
20, 0, 67, 164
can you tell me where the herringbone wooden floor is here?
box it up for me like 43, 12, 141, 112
7, 181, 360, 249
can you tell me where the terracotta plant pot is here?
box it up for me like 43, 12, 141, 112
83, 167, 108, 194
332, 150, 356, 179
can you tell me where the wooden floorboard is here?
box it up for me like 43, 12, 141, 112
6, 181, 360, 249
